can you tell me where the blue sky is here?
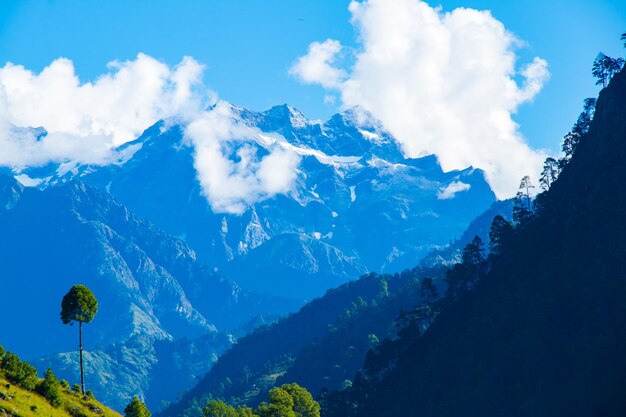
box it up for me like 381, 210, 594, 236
0, 0, 624, 154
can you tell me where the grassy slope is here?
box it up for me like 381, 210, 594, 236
0, 375, 121, 417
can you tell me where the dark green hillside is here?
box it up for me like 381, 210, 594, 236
323, 67, 626, 416
159, 180, 510, 417
159, 264, 446, 417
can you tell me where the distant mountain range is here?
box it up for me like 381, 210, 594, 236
14, 104, 495, 300
1, 104, 497, 411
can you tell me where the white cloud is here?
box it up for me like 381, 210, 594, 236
290, 0, 550, 198
184, 102, 301, 214
0, 53, 208, 167
0, 54, 302, 213
289, 39, 346, 89
437, 181, 471, 200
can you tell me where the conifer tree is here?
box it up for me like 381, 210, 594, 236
125, 396, 151, 417
0, 352, 39, 390
489, 215, 513, 254
561, 132, 581, 163
281, 383, 321, 417
513, 176, 534, 225
540, 157, 560, 191
592, 53, 625, 88
462, 236, 486, 287
572, 98, 596, 135
420, 277, 438, 304
39, 368, 63, 407
61, 284, 98, 395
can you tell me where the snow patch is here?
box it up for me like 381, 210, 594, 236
14, 174, 42, 187
287, 106, 310, 128
115, 143, 144, 165
367, 155, 406, 170
256, 133, 361, 167
358, 128, 383, 143
350, 186, 357, 202
56, 161, 79, 177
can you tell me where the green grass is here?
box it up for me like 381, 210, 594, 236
0, 375, 122, 417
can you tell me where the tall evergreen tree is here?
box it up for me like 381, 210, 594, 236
420, 277, 438, 304
592, 53, 625, 88
489, 215, 513, 255
572, 98, 597, 135
462, 236, 486, 287
462, 236, 485, 266
0, 352, 39, 390
513, 176, 534, 225
39, 368, 63, 407
561, 131, 581, 163
60, 284, 98, 395
560, 98, 598, 169
540, 157, 560, 191
124, 396, 151, 417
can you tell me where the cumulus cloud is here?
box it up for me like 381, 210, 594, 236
184, 102, 301, 214
290, 0, 550, 198
0, 54, 302, 213
437, 181, 471, 200
0, 53, 208, 167
289, 39, 346, 89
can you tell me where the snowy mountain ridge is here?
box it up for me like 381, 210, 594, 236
10, 102, 496, 300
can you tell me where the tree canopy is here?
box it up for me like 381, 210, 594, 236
203, 383, 319, 417
0, 351, 39, 390
125, 396, 151, 417
60, 285, 98, 324
592, 52, 625, 88
38, 368, 63, 407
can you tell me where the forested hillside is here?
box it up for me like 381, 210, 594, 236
321, 65, 626, 417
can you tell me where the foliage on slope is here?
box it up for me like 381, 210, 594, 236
0, 346, 121, 417
321, 64, 626, 417
160, 177, 510, 417
159, 264, 448, 417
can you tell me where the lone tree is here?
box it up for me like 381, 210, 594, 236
60, 285, 98, 395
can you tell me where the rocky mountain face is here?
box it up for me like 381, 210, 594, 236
157, 198, 511, 417
25, 104, 496, 301
0, 176, 292, 410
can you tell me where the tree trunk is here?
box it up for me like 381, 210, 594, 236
79, 321, 85, 395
